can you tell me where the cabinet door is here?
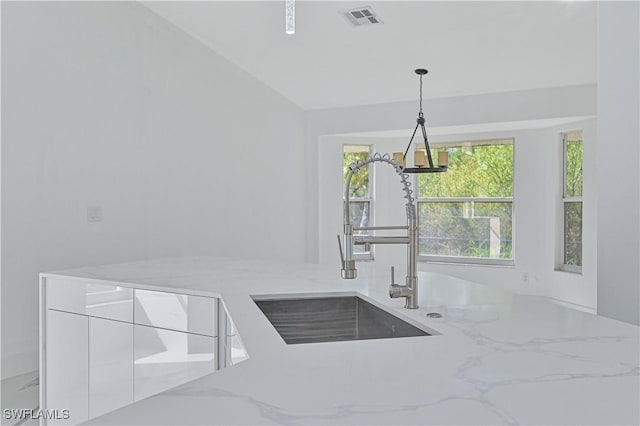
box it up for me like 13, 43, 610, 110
134, 325, 216, 401
89, 317, 134, 418
46, 310, 88, 425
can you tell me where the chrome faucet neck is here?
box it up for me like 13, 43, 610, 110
340, 153, 420, 309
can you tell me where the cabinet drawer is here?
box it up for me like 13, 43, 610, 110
134, 325, 216, 401
46, 278, 133, 322
134, 289, 217, 336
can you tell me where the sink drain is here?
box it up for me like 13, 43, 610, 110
426, 312, 442, 318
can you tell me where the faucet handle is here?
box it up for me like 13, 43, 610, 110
337, 235, 345, 265
389, 265, 407, 298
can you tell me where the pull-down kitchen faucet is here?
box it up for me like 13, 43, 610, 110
337, 153, 419, 309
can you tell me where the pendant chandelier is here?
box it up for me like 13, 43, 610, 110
393, 69, 448, 173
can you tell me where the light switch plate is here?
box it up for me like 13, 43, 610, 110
87, 206, 102, 222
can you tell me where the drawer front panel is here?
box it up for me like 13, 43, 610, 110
46, 278, 133, 322
134, 289, 217, 336
134, 325, 217, 401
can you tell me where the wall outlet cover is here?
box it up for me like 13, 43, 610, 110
87, 206, 102, 223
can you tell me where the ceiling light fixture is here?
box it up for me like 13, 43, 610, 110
394, 69, 448, 173
285, 0, 295, 35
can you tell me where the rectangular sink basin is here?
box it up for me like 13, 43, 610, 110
253, 294, 433, 344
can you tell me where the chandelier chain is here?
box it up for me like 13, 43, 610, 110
419, 74, 423, 116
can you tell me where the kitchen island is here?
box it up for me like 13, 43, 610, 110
40, 256, 639, 425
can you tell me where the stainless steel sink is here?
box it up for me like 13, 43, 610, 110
253, 294, 433, 344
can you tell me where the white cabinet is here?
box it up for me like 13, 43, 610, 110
134, 289, 217, 336
45, 310, 89, 425
89, 317, 134, 418
134, 325, 216, 401
42, 278, 234, 424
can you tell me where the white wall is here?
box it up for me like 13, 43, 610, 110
307, 84, 597, 264
319, 118, 597, 311
596, 2, 640, 325
1, 2, 306, 378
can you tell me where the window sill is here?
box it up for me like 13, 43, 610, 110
419, 256, 515, 268
555, 266, 582, 275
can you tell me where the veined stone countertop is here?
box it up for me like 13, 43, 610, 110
42, 256, 639, 425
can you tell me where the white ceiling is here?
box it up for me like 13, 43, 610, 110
143, 1, 596, 110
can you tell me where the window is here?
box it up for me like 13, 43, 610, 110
343, 145, 372, 258
561, 131, 583, 271
416, 139, 514, 264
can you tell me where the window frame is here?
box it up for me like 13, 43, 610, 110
559, 131, 583, 274
343, 144, 374, 261
415, 138, 516, 267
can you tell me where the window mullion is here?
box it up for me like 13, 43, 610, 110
562, 196, 582, 202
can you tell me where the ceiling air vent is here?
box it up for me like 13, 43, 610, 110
343, 6, 383, 27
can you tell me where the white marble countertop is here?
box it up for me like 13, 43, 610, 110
43, 256, 640, 425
